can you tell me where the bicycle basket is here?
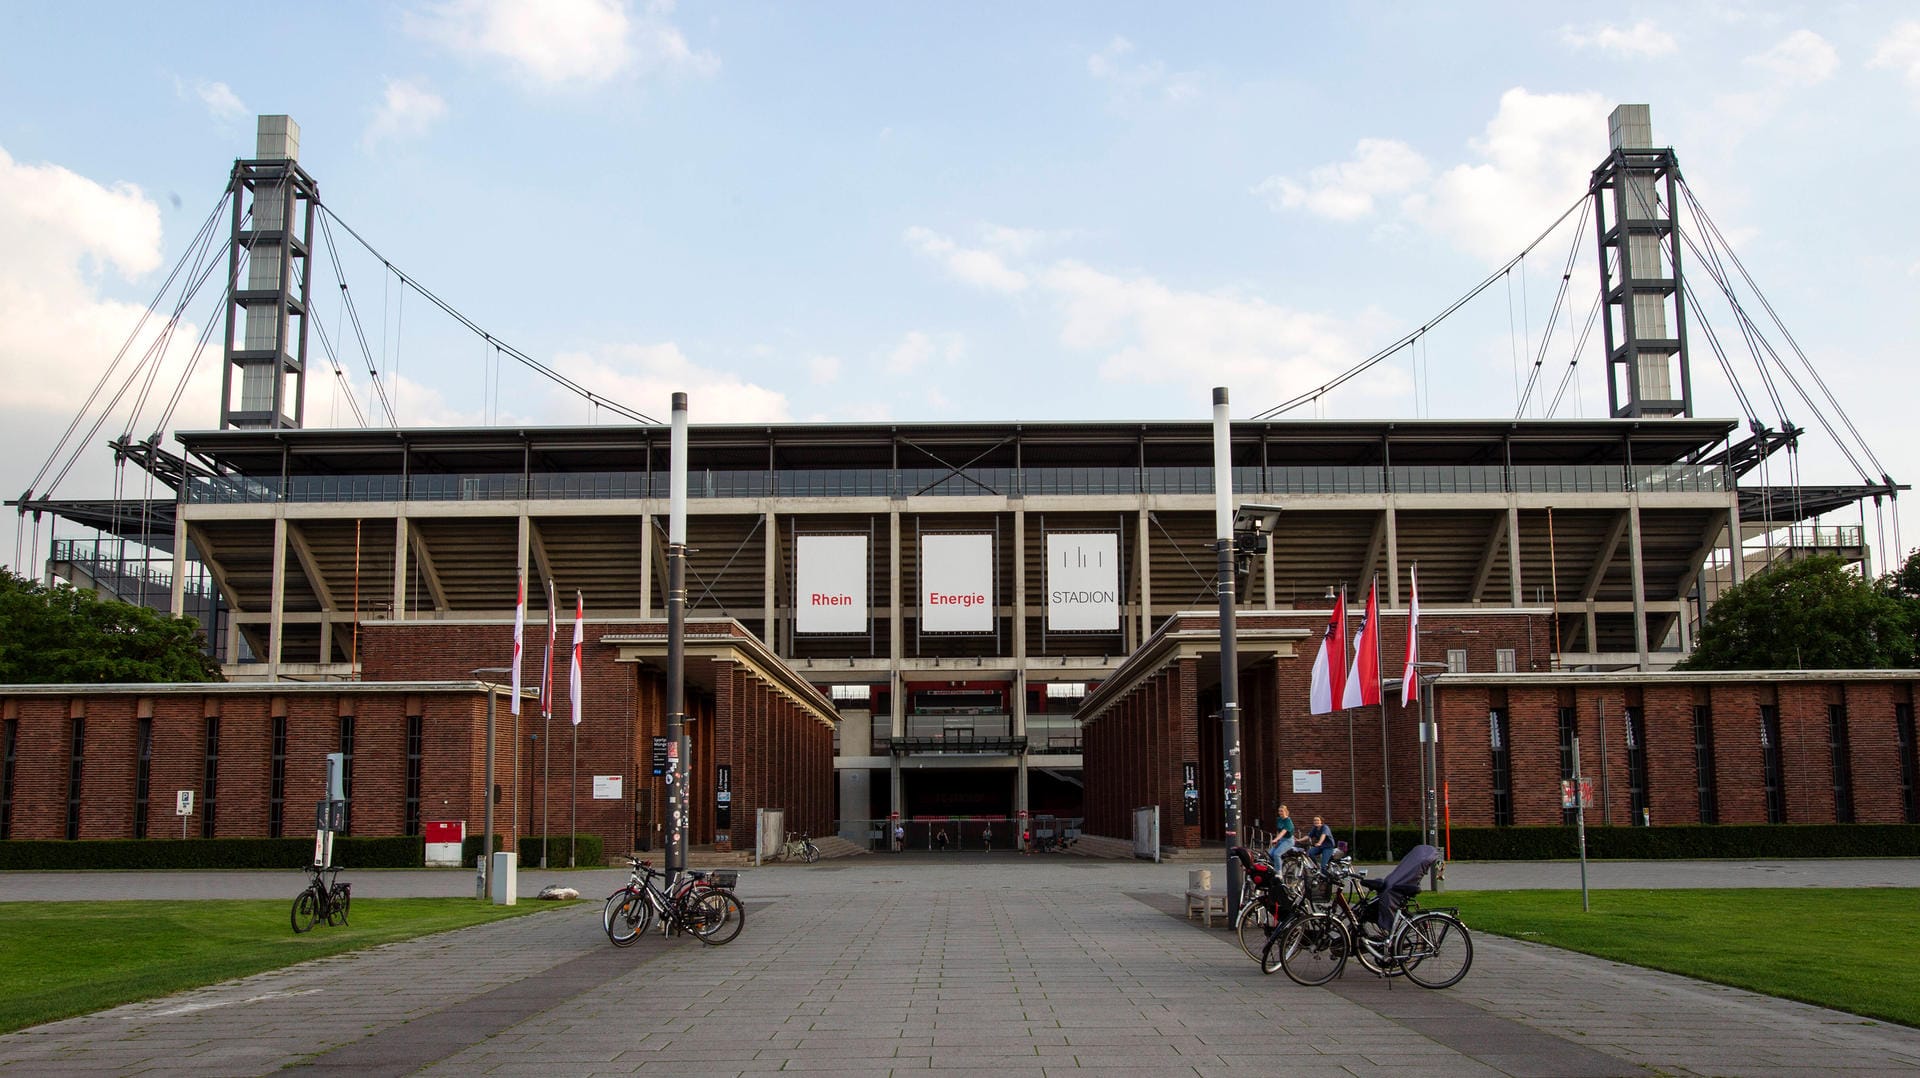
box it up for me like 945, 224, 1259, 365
708, 870, 739, 889
1305, 874, 1333, 902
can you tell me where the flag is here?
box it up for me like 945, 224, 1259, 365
1342, 577, 1382, 709
1402, 564, 1421, 707
541, 579, 557, 721
510, 571, 525, 715
570, 591, 584, 727
1308, 586, 1348, 715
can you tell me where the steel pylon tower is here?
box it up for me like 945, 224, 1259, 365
1590, 104, 1693, 419
220, 115, 317, 430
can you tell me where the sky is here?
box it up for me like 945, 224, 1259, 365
3, 1, 1918, 570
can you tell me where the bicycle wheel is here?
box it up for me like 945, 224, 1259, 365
802, 843, 819, 864
1279, 855, 1308, 900
1235, 899, 1281, 961
1397, 913, 1473, 990
291, 888, 319, 933
689, 889, 745, 945
1272, 912, 1347, 986
607, 891, 652, 947
327, 883, 351, 926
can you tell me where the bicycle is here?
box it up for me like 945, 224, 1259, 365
604, 856, 745, 946
291, 864, 350, 933
1231, 845, 1348, 960
776, 831, 820, 863
1262, 848, 1471, 990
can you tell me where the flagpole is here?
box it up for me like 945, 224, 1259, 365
1375, 573, 1392, 862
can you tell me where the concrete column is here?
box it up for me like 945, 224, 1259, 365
1385, 503, 1401, 607
1726, 504, 1746, 585
269, 514, 287, 678
1012, 507, 1027, 739
1628, 499, 1650, 669
516, 514, 531, 608
763, 509, 777, 651
889, 508, 904, 823
1264, 524, 1276, 609
392, 516, 409, 619
170, 504, 188, 618
1137, 509, 1152, 641
639, 512, 653, 618
1507, 501, 1523, 604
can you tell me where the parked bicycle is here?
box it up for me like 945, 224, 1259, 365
603, 856, 745, 946
1262, 844, 1471, 990
291, 864, 350, 933
777, 831, 820, 863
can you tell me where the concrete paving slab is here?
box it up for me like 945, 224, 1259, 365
1, 859, 1917, 1075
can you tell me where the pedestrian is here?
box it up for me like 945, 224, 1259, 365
1021, 828, 1031, 855
935, 827, 950, 851
982, 823, 994, 850
893, 822, 905, 852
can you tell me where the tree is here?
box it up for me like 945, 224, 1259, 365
1680, 554, 1916, 671
0, 569, 222, 684
1879, 547, 1920, 605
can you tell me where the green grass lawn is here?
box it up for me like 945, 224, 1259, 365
1440, 888, 1919, 1028
0, 899, 558, 1034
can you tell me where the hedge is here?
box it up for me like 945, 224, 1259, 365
1335, 823, 1920, 862
0, 835, 424, 871
462, 833, 603, 868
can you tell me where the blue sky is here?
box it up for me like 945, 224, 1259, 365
3, 2, 1918, 566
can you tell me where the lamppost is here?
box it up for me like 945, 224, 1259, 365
1387, 659, 1448, 890
1211, 382, 1283, 905
471, 666, 512, 901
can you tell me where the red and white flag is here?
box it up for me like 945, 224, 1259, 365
1308, 586, 1348, 715
541, 580, 557, 721
510, 571, 525, 715
570, 591, 584, 727
1402, 564, 1421, 707
1342, 577, 1382, 709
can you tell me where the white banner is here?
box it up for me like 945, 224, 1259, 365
1047, 533, 1119, 631
921, 533, 993, 632
796, 534, 868, 634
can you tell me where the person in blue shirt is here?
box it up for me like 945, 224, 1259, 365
1267, 804, 1295, 863
1303, 815, 1337, 871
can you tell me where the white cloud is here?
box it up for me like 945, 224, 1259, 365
550, 342, 789, 422
1037, 261, 1391, 408
1747, 29, 1838, 86
806, 355, 841, 385
1252, 138, 1430, 221
363, 78, 448, 148
1086, 36, 1199, 104
1870, 21, 1920, 97
0, 144, 225, 504
1559, 20, 1677, 58
1407, 88, 1611, 262
880, 331, 966, 379
407, 0, 714, 88
193, 80, 249, 122
904, 226, 1029, 293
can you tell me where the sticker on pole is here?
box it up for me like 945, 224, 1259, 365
1560, 779, 1594, 809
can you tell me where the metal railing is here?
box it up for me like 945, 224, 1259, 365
184, 461, 1735, 504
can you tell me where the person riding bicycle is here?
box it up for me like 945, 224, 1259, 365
1359, 843, 1442, 941
1267, 803, 1296, 864
1303, 815, 1337, 872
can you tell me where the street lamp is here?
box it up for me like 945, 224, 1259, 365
471, 666, 512, 901
1387, 659, 1448, 890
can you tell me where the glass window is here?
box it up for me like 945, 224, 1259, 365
1692, 705, 1718, 824
134, 717, 153, 839
1898, 704, 1919, 824
405, 713, 424, 837
1759, 705, 1785, 824
202, 716, 220, 838
1447, 649, 1469, 674
339, 715, 356, 835
0, 718, 14, 840
1624, 706, 1649, 824
1489, 708, 1513, 826
67, 717, 86, 840
1829, 705, 1854, 824
1556, 707, 1578, 825
1495, 649, 1517, 673
269, 716, 287, 839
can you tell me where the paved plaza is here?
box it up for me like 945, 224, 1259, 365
2, 857, 1918, 1076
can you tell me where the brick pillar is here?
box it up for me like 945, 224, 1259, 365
1173, 658, 1201, 848
1643, 686, 1694, 827
1846, 682, 1904, 823
1779, 684, 1833, 823
1710, 685, 1765, 823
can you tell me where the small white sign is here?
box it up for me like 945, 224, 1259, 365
175, 790, 194, 816
593, 775, 623, 800
1291, 769, 1323, 794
